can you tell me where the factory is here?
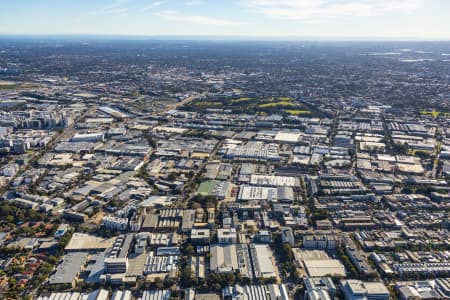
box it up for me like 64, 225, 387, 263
37, 289, 109, 300
71, 132, 105, 142
210, 244, 252, 277
48, 253, 88, 287
237, 185, 294, 203
222, 284, 289, 300
293, 249, 346, 278
249, 175, 300, 187
64, 233, 116, 253
341, 280, 390, 300
249, 244, 277, 279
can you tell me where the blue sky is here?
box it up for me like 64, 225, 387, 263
1, 0, 449, 39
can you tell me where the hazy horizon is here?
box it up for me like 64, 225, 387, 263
1, 34, 450, 43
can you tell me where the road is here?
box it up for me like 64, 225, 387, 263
14, 105, 96, 300
165, 93, 203, 112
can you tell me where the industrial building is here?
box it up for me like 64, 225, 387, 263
139, 290, 171, 300
104, 257, 128, 274
217, 228, 237, 244
64, 233, 116, 253
48, 252, 88, 287
293, 249, 346, 277
249, 244, 277, 279
37, 289, 109, 300
210, 244, 239, 273
191, 228, 210, 244
249, 175, 300, 187
304, 277, 336, 300
238, 185, 294, 203
222, 284, 289, 300
341, 280, 390, 300
143, 252, 178, 274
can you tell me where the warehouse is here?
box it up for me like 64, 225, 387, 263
274, 132, 302, 144
64, 233, 116, 253
98, 106, 128, 118
37, 289, 109, 300
140, 290, 172, 300
111, 290, 132, 300
210, 244, 239, 273
303, 259, 346, 277
222, 284, 289, 300
143, 252, 178, 274
250, 244, 277, 279
238, 185, 277, 202
48, 253, 87, 287
341, 280, 389, 300
238, 185, 294, 203
189, 256, 206, 280
71, 132, 105, 142
293, 249, 346, 277
249, 175, 299, 187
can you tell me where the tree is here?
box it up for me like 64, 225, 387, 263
153, 277, 164, 289
5, 215, 14, 223
8, 277, 17, 286
39, 262, 54, 275
180, 265, 196, 288
183, 244, 195, 256
225, 273, 235, 286
168, 172, 177, 181
282, 243, 293, 261
164, 277, 176, 289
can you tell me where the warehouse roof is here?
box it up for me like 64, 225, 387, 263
303, 259, 346, 277
210, 244, 238, 273
49, 252, 87, 285
65, 233, 115, 252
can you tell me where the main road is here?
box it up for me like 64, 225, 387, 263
164, 93, 204, 113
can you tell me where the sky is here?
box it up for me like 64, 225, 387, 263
0, 0, 449, 40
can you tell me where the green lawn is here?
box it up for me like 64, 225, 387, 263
285, 109, 311, 115
420, 110, 450, 118
0, 83, 37, 90
231, 97, 252, 103
259, 101, 295, 108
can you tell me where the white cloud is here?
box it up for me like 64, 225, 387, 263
184, 0, 206, 5
105, 8, 129, 14
144, 1, 166, 11
102, 0, 129, 15
154, 10, 242, 26
242, 0, 423, 20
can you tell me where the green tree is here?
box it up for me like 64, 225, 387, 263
180, 265, 196, 288
184, 244, 195, 256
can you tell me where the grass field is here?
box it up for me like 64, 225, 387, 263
0, 84, 20, 90
197, 181, 214, 195
258, 101, 296, 108
231, 97, 252, 103
420, 110, 450, 118
193, 101, 222, 107
0, 82, 37, 90
285, 109, 311, 115
183, 96, 312, 116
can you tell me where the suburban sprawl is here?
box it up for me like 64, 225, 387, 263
0, 40, 450, 300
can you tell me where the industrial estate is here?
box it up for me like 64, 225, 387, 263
0, 39, 449, 300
